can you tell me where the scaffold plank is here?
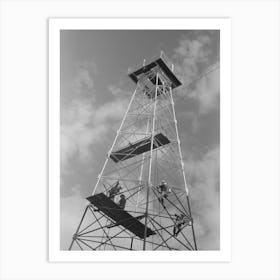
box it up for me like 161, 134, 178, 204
86, 193, 156, 239
110, 133, 170, 163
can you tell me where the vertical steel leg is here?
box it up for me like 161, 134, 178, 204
143, 73, 159, 250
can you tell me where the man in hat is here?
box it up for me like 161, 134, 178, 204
118, 194, 126, 210
156, 180, 171, 207
173, 213, 192, 237
108, 181, 122, 201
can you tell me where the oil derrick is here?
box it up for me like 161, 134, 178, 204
69, 52, 197, 251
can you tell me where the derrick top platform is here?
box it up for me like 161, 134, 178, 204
128, 52, 182, 89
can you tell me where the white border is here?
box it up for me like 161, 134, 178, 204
49, 18, 231, 262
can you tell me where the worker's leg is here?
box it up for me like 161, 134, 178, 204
177, 224, 182, 235
174, 227, 178, 236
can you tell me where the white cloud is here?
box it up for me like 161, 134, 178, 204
172, 33, 220, 249
72, 60, 96, 94
61, 97, 127, 170
94, 98, 128, 124
189, 69, 220, 114
173, 35, 211, 82
61, 60, 128, 171
184, 147, 220, 250
60, 195, 86, 250
173, 34, 220, 114
108, 85, 123, 97
72, 68, 94, 94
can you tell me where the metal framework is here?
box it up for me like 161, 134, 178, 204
69, 52, 198, 251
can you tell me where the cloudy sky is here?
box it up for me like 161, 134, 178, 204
60, 30, 220, 250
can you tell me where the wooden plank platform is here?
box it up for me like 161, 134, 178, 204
86, 193, 156, 239
110, 133, 170, 163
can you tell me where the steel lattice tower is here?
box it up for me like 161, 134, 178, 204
69, 52, 197, 251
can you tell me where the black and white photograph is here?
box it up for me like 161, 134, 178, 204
60, 28, 221, 252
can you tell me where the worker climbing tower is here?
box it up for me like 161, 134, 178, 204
69, 52, 197, 251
